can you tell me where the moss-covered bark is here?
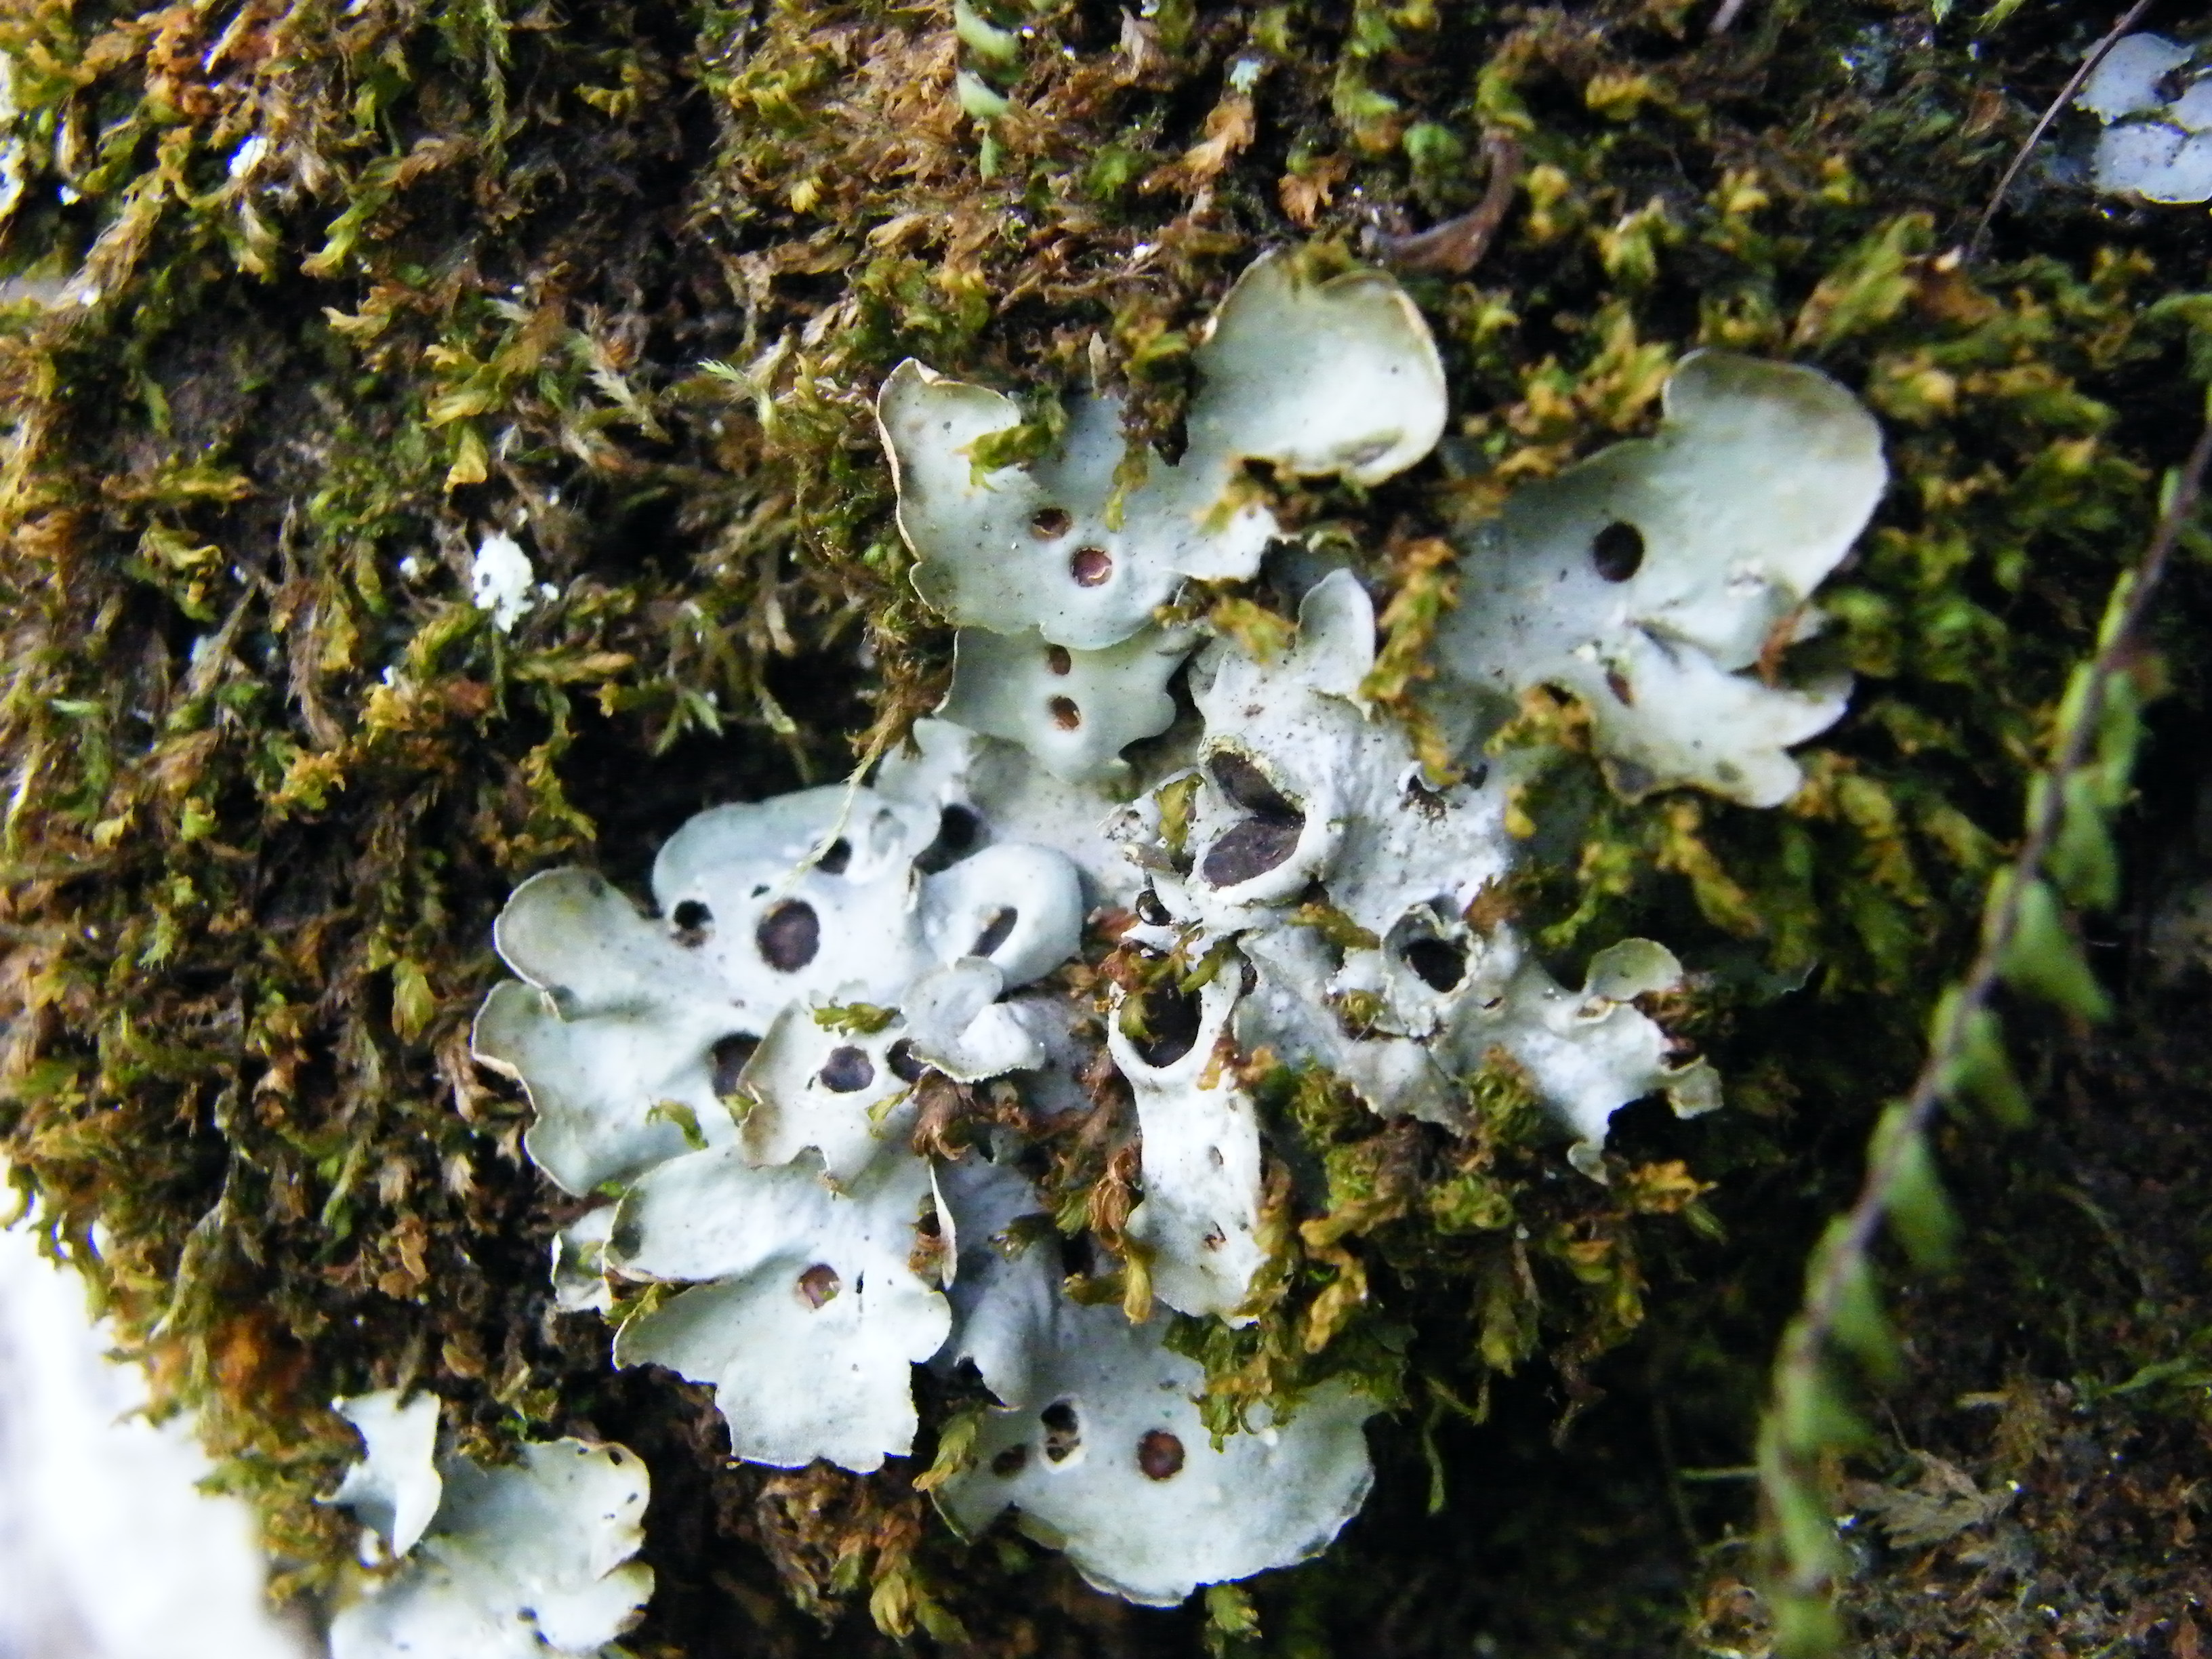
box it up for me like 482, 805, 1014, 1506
3, 0, 2211, 1653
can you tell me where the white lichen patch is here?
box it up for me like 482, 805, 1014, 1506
1187, 249, 1450, 488
653, 786, 1082, 1007
932, 1151, 1063, 1413
464, 306, 1890, 1610
1106, 570, 1714, 1159
2095, 121, 2212, 203
473, 787, 1084, 1193
469, 529, 537, 633
874, 716, 1149, 909
2078, 35, 2212, 204
1437, 350, 1885, 806
648, 785, 956, 1014
1478, 941, 1721, 1174
1107, 973, 1266, 1322
552, 1208, 617, 1315
1237, 920, 1719, 1161
1113, 570, 1509, 1121
902, 958, 1051, 1082
606, 1146, 949, 1473
938, 623, 1196, 783
1163, 569, 1515, 942
878, 250, 1446, 652
918, 840, 1088, 986
735, 1004, 919, 1185
1235, 921, 1467, 1122
932, 1160, 1374, 1606
473, 869, 747, 1194
330, 1391, 444, 1559
2080, 33, 2195, 121
329, 1391, 651, 1659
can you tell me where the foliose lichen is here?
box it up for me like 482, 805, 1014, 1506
453, 249, 1868, 1612
4, 1, 2209, 1652
2078, 33, 2212, 205
328, 1389, 652, 1659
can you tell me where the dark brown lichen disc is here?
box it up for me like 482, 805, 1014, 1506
1403, 936, 1467, 992
914, 804, 981, 874
1125, 977, 1204, 1068
1069, 546, 1112, 587
1201, 815, 1305, 887
1045, 644, 1073, 675
887, 1038, 927, 1083
756, 900, 820, 971
1200, 749, 1307, 886
1048, 695, 1082, 730
672, 898, 712, 945
1040, 1400, 1082, 1462
1031, 506, 1071, 539
796, 1263, 841, 1308
1591, 520, 1645, 582
1209, 750, 1298, 817
817, 1045, 874, 1092
991, 1444, 1029, 1477
1136, 1429, 1185, 1480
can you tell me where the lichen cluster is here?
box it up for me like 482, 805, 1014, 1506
449, 249, 1882, 1624
329, 1388, 654, 1658
3, 0, 2211, 1653
2079, 33, 2212, 205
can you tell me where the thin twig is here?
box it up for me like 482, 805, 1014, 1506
1368, 134, 1523, 276
1768, 404, 2212, 1597
1968, 0, 2158, 259
1710, 0, 1750, 35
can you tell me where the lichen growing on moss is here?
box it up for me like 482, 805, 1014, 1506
3, 0, 2212, 1653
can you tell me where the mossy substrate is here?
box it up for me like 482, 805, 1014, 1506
5, 1, 2212, 1653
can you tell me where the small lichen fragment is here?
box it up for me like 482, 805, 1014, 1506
736, 1003, 918, 1184
901, 957, 1051, 1082
469, 529, 537, 634
932, 1156, 1376, 1605
938, 623, 1196, 783
1107, 972, 1267, 1322
1437, 350, 1885, 806
605, 1147, 949, 1472
2095, 122, 2212, 203
2078, 33, 2194, 121
875, 716, 1147, 908
472, 789, 1082, 1192
328, 1391, 651, 1659
551, 1208, 617, 1315
878, 251, 1446, 652
330, 1390, 444, 1559
473, 869, 747, 1193
1476, 940, 1722, 1176
916, 840, 1088, 987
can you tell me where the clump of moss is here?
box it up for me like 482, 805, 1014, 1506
3, 0, 2210, 1652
